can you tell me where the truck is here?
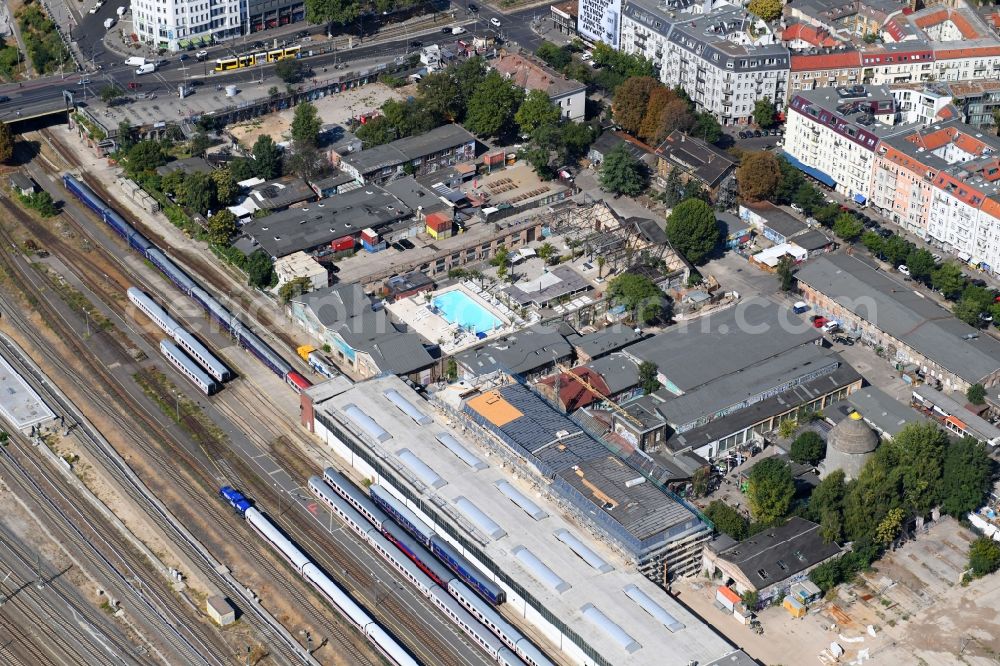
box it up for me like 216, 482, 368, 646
135, 63, 156, 75
125, 56, 147, 67
116, 5, 126, 16
104, 17, 116, 29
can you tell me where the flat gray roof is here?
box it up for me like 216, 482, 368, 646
622, 297, 822, 392
242, 185, 411, 258
505, 265, 592, 307
455, 324, 572, 377
314, 375, 735, 666
0, 353, 55, 430
343, 124, 476, 175
845, 386, 921, 439
796, 254, 1000, 384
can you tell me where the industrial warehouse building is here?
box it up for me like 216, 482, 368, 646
609, 298, 863, 463
301, 375, 748, 666
796, 254, 1000, 391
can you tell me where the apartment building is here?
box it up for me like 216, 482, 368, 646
789, 51, 863, 99
621, 1, 789, 125
133, 0, 243, 50
784, 84, 906, 203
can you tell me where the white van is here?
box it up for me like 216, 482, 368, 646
451, 26, 467, 34
135, 63, 155, 75
125, 56, 146, 67
104, 17, 116, 29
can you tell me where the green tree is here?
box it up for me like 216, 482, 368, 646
126, 140, 167, 174
161, 170, 186, 196
465, 71, 524, 139
515, 90, 562, 136
229, 157, 255, 182
843, 446, 901, 542
417, 71, 463, 122
793, 184, 824, 216
968, 383, 987, 405
246, 250, 276, 289
736, 151, 781, 202
638, 361, 661, 394
607, 273, 665, 324
206, 209, 237, 245
704, 500, 749, 540
535, 41, 572, 70
875, 507, 906, 546
808, 469, 846, 543
178, 171, 218, 216
748, 0, 783, 21
833, 213, 863, 242
773, 158, 805, 205
813, 203, 841, 227
252, 135, 282, 180
596, 256, 606, 279
861, 230, 884, 257
692, 112, 723, 144
790, 431, 826, 465
291, 102, 322, 148
969, 537, 1000, 578
752, 98, 777, 128
0, 122, 12, 163
882, 235, 914, 266
451, 56, 488, 113
940, 437, 992, 518
954, 297, 985, 327
776, 255, 796, 292
117, 120, 135, 152
599, 144, 648, 197
275, 57, 305, 84
665, 198, 719, 264
490, 245, 509, 268
662, 168, 684, 207
211, 168, 238, 206
278, 276, 312, 303
892, 422, 948, 516
189, 131, 211, 157
906, 248, 936, 282
536, 242, 556, 263
561, 122, 595, 160
305, 0, 360, 26
747, 457, 795, 526
931, 261, 967, 300
100, 85, 125, 104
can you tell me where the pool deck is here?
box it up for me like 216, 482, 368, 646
0, 352, 56, 431
388, 285, 512, 354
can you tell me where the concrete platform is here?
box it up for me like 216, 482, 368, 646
0, 353, 56, 430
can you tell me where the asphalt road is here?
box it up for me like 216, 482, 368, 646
0, 1, 552, 116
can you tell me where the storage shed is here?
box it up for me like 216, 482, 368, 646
206, 595, 235, 626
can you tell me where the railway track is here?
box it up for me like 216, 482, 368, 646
18, 133, 489, 666
0, 203, 323, 665
0, 434, 209, 665
0, 517, 145, 665
0, 184, 389, 664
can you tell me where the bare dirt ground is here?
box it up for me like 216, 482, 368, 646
228, 82, 408, 147
680, 517, 1000, 666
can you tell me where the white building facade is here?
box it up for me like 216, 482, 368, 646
133, 0, 243, 50
620, 1, 789, 125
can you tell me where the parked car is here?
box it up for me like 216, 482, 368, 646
877, 228, 893, 238
971, 278, 988, 287
790, 203, 803, 213
391, 242, 405, 252
833, 335, 855, 346
897, 264, 910, 276
127, 81, 141, 89
399, 238, 415, 250
792, 301, 811, 314
822, 320, 840, 333
468, 2, 478, 10
196, 50, 208, 60
754, 130, 763, 137
932, 253, 942, 262
812, 316, 828, 328
178, 53, 189, 61
442, 26, 452, 33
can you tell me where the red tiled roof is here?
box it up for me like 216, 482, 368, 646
537, 368, 612, 412
935, 45, 1000, 60
782, 24, 839, 48
913, 8, 981, 39
790, 51, 862, 71
883, 18, 907, 42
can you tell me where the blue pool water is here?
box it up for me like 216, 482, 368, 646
433, 290, 502, 334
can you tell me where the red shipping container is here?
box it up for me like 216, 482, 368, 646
360, 228, 378, 244
331, 236, 355, 252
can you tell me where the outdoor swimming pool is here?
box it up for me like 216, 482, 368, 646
433, 289, 503, 335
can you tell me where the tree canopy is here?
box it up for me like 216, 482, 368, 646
305, 0, 360, 25
607, 273, 665, 324
747, 457, 795, 526
207, 210, 237, 245
515, 89, 562, 136
599, 144, 648, 197
665, 198, 719, 265
252, 135, 282, 180
246, 250, 276, 289
832, 213, 863, 242
704, 500, 749, 540
465, 71, 524, 139
752, 98, 777, 128
0, 122, 12, 163
790, 431, 826, 466
736, 151, 781, 202
126, 140, 167, 174
748, 0, 783, 21
291, 102, 322, 148
638, 361, 661, 394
